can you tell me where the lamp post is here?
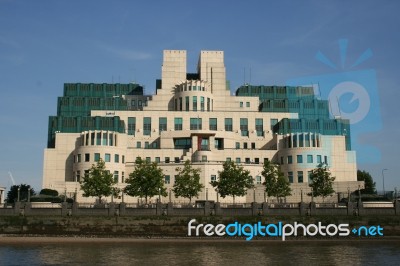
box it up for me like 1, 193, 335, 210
206, 188, 208, 201
169, 188, 172, 203
382, 169, 388, 196
158, 187, 161, 203
300, 188, 303, 203
17, 186, 20, 202
253, 187, 256, 203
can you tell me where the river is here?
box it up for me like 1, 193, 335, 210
0, 238, 400, 265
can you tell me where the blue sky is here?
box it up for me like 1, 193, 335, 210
0, 0, 399, 193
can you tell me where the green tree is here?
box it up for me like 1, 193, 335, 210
39, 188, 59, 197
6, 184, 36, 204
262, 160, 291, 200
80, 158, 116, 203
173, 160, 204, 204
124, 157, 167, 204
308, 164, 335, 201
357, 170, 376, 194
211, 161, 254, 204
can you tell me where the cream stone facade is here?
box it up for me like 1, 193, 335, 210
43, 50, 362, 204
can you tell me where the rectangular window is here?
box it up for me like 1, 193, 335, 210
145, 141, 149, 149
138, 100, 142, 107
207, 98, 210, 111
185, 96, 189, 111
105, 153, 110, 162
251, 142, 255, 149
307, 155, 313, 163
122, 172, 125, 183
190, 118, 202, 130
91, 132, 95, 145
317, 155, 322, 164
146, 157, 151, 162
159, 117, 167, 132
209, 118, 217, 130
226, 157, 231, 162
288, 172, 293, 183
240, 118, 248, 136
202, 155, 207, 162
179, 97, 183, 111
114, 171, 119, 183
85, 153, 90, 162
136, 141, 141, 148
174, 117, 183, 131
143, 117, 151, 135
225, 118, 233, 131
308, 171, 312, 183
288, 156, 293, 164
244, 142, 248, 149
200, 96, 205, 111
102, 133, 107, 145
128, 117, 136, 136
96, 132, 101, 145
305, 134, 310, 147
281, 156, 284, 165
211, 175, 217, 182
270, 119, 278, 130
246, 102, 250, 107
115, 154, 119, 163
324, 156, 328, 165
299, 133, 304, 147
256, 176, 261, 184
77, 154, 81, 162
165, 157, 170, 163
76, 171, 81, 182
297, 155, 303, 163
109, 133, 113, 146
298, 171, 304, 183
245, 158, 250, 164
255, 158, 259, 164
131, 99, 136, 107
94, 153, 100, 162
122, 155, 125, 164
240, 102, 243, 107
236, 157, 241, 163
235, 142, 240, 149
155, 157, 160, 163
255, 118, 264, 136
193, 96, 197, 111
164, 175, 170, 184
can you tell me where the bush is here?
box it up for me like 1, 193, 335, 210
39, 188, 59, 197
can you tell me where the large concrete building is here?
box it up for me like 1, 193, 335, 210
43, 50, 361, 203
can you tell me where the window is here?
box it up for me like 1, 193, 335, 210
102, 133, 107, 145
293, 134, 297, 147
256, 176, 261, 184
159, 117, 167, 132
96, 132, 101, 145
174, 138, 192, 149
225, 118, 233, 131
143, 117, 151, 135
164, 175, 170, 184
122, 172, 125, 183
155, 157, 160, 163
105, 153, 110, 162
251, 142, 255, 149
288, 156, 293, 164
77, 154, 81, 162
305, 134, 310, 147
209, 118, 217, 130
244, 142, 248, 149
281, 156, 284, 165
299, 133, 304, 147
122, 155, 125, 164
136, 141, 141, 148
145, 142, 149, 149
264, 158, 269, 164
297, 155, 303, 163
138, 100, 142, 107
246, 102, 250, 107
255, 118, 263, 136
185, 96, 189, 111
91, 132, 95, 145
202, 155, 207, 162
317, 155, 322, 164
131, 99, 136, 107
207, 98, 210, 111
76, 171, 81, 182
174, 117, 183, 131
235, 142, 240, 149
236, 157, 241, 163
298, 171, 304, 183
240, 102, 243, 107
324, 156, 328, 165
211, 175, 217, 182
190, 118, 202, 130
193, 96, 197, 111
270, 119, 278, 130
255, 158, 259, 164
179, 97, 182, 111
201, 96, 205, 111
114, 171, 119, 183
307, 155, 313, 163
94, 153, 100, 162
85, 153, 90, 162
226, 157, 231, 162
288, 172, 293, 183
146, 157, 151, 162
245, 158, 250, 164
115, 154, 119, 163
240, 118, 248, 136
308, 171, 312, 183
165, 157, 170, 163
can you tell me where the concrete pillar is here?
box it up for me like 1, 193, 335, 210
262, 202, 269, 216
109, 202, 115, 216
156, 201, 162, 215
214, 202, 221, 216
299, 202, 307, 216
72, 202, 79, 216
357, 199, 363, 216
310, 202, 316, 216
119, 202, 126, 216
395, 200, 400, 215
61, 202, 68, 216
167, 202, 173, 216
251, 202, 258, 216
24, 202, 31, 216
14, 202, 21, 216
204, 201, 210, 216
347, 201, 354, 216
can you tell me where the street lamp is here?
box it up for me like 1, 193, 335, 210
382, 169, 388, 196
17, 186, 20, 202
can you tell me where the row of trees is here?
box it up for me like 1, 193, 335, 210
79, 157, 338, 204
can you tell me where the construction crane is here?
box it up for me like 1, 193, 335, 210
8, 172, 15, 186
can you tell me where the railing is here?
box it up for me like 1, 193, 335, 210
269, 203, 299, 208
31, 202, 62, 209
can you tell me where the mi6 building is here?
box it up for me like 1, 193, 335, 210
43, 50, 361, 203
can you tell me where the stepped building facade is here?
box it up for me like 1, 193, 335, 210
43, 50, 361, 203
